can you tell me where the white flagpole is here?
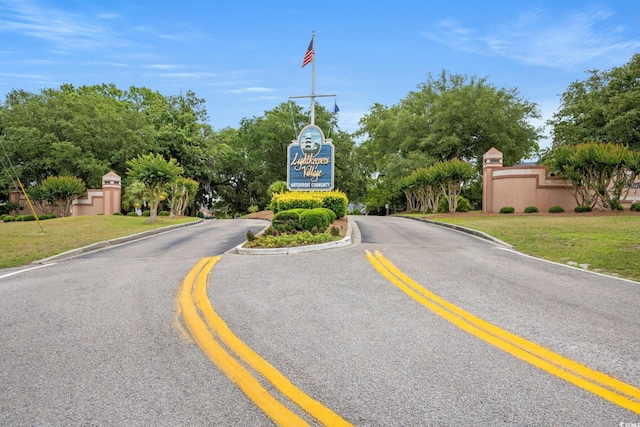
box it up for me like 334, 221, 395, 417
310, 31, 315, 125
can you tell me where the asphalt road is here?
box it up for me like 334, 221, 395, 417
1, 216, 639, 426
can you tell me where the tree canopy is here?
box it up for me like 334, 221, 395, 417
126, 153, 183, 222
355, 70, 542, 213
0, 84, 221, 211
549, 53, 640, 151
0, 68, 554, 216
38, 175, 86, 217
211, 102, 364, 214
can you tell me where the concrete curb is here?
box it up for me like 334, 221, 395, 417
401, 216, 513, 249
233, 217, 357, 255
33, 219, 203, 264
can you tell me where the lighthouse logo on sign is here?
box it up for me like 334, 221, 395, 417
287, 124, 334, 191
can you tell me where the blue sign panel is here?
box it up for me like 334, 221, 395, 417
287, 125, 334, 191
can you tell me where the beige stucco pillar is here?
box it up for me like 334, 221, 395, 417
482, 148, 503, 213
102, 171, 121, 215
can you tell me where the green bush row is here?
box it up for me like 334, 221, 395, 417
1, 214, 57, 222
270, 191, 348, 219
499, 205, 566, 213
272, 208, 337, 233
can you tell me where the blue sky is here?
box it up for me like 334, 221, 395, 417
2, 1, 640, 152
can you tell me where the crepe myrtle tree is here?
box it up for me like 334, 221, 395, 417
166, 176, 199, 218
432, 159, 475, 213
547, 142, 640, 210
39, 175, 86, 217
126, 153, 183, 222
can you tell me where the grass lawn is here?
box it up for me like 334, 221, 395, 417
0, 215, 199, 269
400, 212, 640, 283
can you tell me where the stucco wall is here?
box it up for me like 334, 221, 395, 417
483, 148, 639, 213
9, 172, 121, 217
71, 189, 104, 216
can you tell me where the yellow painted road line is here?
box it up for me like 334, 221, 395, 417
372, 250, 640, 402
366, 250, 640, 415
193, 259, 352, 427
179, 257, 309, 427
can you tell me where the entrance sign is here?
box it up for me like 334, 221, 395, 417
287, 124, 334, 190
287, 32, 337, 191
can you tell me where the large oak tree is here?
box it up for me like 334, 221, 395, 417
549, 53, 640, 151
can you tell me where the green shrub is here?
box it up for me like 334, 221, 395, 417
524, 206, 539, 213
142, 210, 151, 217
321, 193, 348, 218
272, 209, 302, 233
127, 211, 139, 217
264, 226, 278, 236
271, 190, 348, 218
548, 205, 565, 213
246, 229, 256, 242
349, 208, 363, 215
113, 211, 123, 216
0, 214, 7, 221
299, 209, 329, 232
437, 196, 471, 213
158, 211, 170, 216
499, 206, 515, 214
3, 215, 15, 222
316, 207, 337, 224
611, 202, 624, 211
631, 202, 640, 212
330, 226, 341, 237
247, 205, 259, 214
267, 181, 288, 196
574, 205, 592, 213
456, 196, 471, 213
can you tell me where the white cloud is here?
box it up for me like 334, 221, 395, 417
155, 72, 219, 79
422, 6, 640, 70
144, 64, 185, 70
228, 87, 276, 94
0, 0, 126, 51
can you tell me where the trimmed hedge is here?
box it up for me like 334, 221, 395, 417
2, 214, 56, 222
574, 205, 592, 213
524, 206, 539, 213
499, 206, 515, 214
299, 209, 329, 232
272, 210, 302, 233
272, 207, 337, 233
271, 190, 348, 218
548, 205, 565, 213
631, 202, 640, 212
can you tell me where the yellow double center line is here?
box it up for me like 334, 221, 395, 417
179, 256, 352, 427
366, 250, 640, 415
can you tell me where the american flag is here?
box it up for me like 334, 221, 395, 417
301, 36, 314, 68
